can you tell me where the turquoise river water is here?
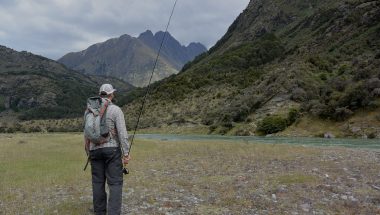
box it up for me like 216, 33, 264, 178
136, 134, 380, 150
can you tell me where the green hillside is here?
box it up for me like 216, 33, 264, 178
123, 0, 380, 137
0, 45, 134, 124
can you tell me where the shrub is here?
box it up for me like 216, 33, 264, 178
231, 105, 250, 122
256, 115, 288, 135
287, 108, 300, 125
209, 125, 217, 133
222, 122, 233, 129
219, 126, 231, 135
6, 127, 15, 133
202, 118, 213, 126
319, 73, 328, 81
291, 88, 307, 102
338, 64, 349, 75
235, 129, 251, 136
368, 133, 376, 139
29, 126, 42, 133
0, 127, 6, 133
308, 56, 332, 72
376, 114, 380, 122
333, 107, 353, 121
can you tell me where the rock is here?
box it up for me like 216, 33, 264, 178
324, 133, 335, 138
341, 195, 348, 200
351, 127, 361, 133
372, 88, 380, 97
349, 196, 358, 202
272, 194, 277, 200
300, 203, 311, 212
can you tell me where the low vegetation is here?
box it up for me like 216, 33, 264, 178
1, 133, 380, 214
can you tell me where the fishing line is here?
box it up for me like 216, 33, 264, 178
127, 0, 178, 156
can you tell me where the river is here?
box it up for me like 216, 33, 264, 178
136, 134, 380, 150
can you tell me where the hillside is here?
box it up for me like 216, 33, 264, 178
0, 45, 134, 124
58, 31, 207, 87
123, 0, 380, 138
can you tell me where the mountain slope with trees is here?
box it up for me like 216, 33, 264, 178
123, 0, 380, 137
0, 45, 134, 123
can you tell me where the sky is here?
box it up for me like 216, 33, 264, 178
0, 0, 250, 60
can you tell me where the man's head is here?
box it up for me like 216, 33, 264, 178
99, 84, 116, 99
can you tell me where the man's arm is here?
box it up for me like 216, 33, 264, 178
84, 137, 90, 155
115, 107, 130, 157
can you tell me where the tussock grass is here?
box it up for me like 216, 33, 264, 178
0, 133, 379, 214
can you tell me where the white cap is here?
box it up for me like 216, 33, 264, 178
99, 84, 116, 95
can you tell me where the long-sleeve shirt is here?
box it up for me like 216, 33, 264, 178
88, 103, 130, 156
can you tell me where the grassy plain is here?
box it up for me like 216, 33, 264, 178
0, 133, 379, 214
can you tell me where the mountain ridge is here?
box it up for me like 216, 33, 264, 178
58, 31, 207, 87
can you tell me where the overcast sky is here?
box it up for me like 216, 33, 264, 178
0, 0, 250, 60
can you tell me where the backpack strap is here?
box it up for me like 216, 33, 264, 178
99, 99, 109, 118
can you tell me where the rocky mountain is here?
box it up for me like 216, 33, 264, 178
0, 45, 134, 121
123, 0, 380, 137
58, 31, 207, 87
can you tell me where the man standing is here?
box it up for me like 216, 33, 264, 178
84, 84, 130, 215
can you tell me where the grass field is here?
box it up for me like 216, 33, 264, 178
0, 133, 380, 214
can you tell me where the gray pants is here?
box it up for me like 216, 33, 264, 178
90, 147, 123, 215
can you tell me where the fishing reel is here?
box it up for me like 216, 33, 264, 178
123, 167, 129, 175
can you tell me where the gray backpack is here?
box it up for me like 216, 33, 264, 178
84, 97, 110, 145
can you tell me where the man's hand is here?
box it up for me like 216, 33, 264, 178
84, 138, 90, 155
122, 155, 131, 165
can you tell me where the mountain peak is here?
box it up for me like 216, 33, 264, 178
58, 30, 207, 87
138, 30, 154, 39
154, 31, 167, 36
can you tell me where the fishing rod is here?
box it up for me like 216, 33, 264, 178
123, 0, 179, 175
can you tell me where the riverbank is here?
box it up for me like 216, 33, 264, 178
0, 133, 380, 214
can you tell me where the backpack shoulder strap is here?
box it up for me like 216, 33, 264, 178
99, 99, 109, 118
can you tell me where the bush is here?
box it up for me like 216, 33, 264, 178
368, 133, 376, 139
29, 126, 42, 133
319, 73, 328, 81
0, 127, 6, 133
376, 114, 380, 122
235, 129, 251, 136
256, 115, 288, 135
291, 88, 307, 102
287, 108, 300, 125
6, 127, 15, 133
231, 105, 250, 122
333, 107, 353, 121
209, 125, 217, 133
219, 126, 231, 135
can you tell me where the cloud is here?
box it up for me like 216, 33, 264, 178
0, 0, 250, 60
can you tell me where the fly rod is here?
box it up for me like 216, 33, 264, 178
123, 0, 179, 175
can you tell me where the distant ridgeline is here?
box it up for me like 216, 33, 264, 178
122, 0, 380, 137
0, 45, 134, 129
58, 30, 207, 87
